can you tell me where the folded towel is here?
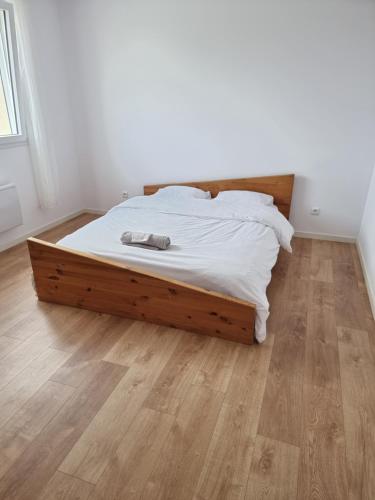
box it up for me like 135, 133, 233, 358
121, 231, 171, 250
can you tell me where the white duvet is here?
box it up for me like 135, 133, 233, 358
58, 195, 294, 342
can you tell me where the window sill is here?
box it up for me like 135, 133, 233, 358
0, 134, 28, 150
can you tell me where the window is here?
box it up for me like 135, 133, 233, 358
0, 1, 23, 144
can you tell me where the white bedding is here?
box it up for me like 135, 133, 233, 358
58, 195, 294, 342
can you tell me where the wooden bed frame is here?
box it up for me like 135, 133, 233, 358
28, 174, 294, 345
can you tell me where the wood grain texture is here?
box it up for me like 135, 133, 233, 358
0, 216, 374, 499
144, 332, 209, 415
144, 174, 295, 219
0, 348, 71, 428
3, 303, 84, 343
258, 309, 307, 447
192, 337, 240, 393
28, 237, 256, 345
38, 471, 94, 500
246, 435, 300, 500
297, 384, 349, 500
0, 336, 53, 391
0, 381, 74, 480
304, 282, 341, 392
338, 327, 375, 500
333, 259, 369, 331
141, 385, 224, 500
0, 361, 126, 500
49, 315, 129, 387
0, 336, 21, 360
92, 408, 175, 500
59, 326, 180, 484
104, 320, 160, 366
195, 338, 274, 500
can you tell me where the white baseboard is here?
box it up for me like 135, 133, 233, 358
85, 208, 107, 216
356, 241, 375, 320
0, 209, 95, 253
294, 231, 356, 243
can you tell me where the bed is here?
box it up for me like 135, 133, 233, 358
28, 174, 294, 345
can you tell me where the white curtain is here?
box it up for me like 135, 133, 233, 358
7, 0, 57, 209
0, 10, 17, 134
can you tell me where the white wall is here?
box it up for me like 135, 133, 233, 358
58, 0, 375, 238
1, 0, 374, 248
358, 166, 375, 316
0, 0, 83, 250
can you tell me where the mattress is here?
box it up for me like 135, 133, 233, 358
58, 195, 294, 342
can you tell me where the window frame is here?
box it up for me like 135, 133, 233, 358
0, 0, 26, 148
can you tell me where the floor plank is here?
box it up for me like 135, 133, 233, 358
0, 336, 54, 391
0, 348, 71, 428
38, 471, 94, 500
283, 275, 310, 314
297, 384, 348, 500
338, 327, 375, 500
0, 381, 74, 480
331, 241, 354, 263
304, 281, 341, 392
291, 237, 312, 258
92, 408, 174, 500
49, 315, 129, 387
0, 335, 22, 361
141, 385, 224, 500
192, 337, 240, 393
258, 309, 306, 447
144, 331, 210, 415
59, 326, 180, 484
310, 254, 333, 283
246, 435, 300, 500
104, 320, 160, 366
49, 308, 105, 353
333, 259, 369, 331
195, 339, 274, 500
0, 361, 126, 500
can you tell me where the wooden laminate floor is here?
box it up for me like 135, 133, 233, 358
0, 214, 374, 500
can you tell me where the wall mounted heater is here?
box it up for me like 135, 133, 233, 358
0, 183, 23, 232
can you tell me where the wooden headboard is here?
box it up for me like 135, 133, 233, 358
144, 174, 295, 219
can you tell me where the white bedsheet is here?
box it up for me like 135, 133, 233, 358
58, 195, 294, 342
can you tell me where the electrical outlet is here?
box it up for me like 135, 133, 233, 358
122, 191, 129, 201
311, 207, 320, 216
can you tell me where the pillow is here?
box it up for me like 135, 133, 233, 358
216, 190, 274, 206
155, 185, 211, 199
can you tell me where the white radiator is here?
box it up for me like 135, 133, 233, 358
0, 183, 23, 232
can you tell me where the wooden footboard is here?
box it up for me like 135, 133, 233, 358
27, 238, 256, 344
